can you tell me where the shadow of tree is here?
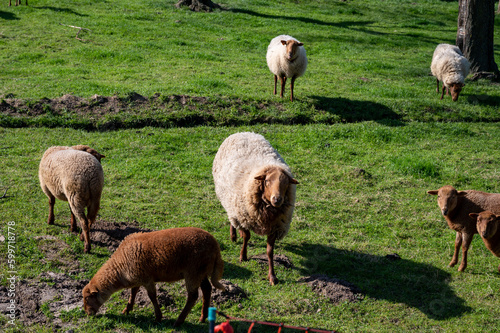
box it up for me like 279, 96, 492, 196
311, 95, 404, 125
0, 11, 20, 20
285, 243, 471, 320
32, 6, 88, 16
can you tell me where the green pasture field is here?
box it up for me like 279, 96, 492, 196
1, 0, 500, 332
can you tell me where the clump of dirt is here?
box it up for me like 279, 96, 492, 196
90, 220, 153, 252
211, 280, 247, 305
251, 253, 294, 269
299, 274, 363, 304
0, 271, 88, 329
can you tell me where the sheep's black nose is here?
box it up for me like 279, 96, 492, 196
271, 195, 283, 207
442, 208, 448, 216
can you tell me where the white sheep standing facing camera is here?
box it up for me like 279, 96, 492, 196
266, 35, 307, 102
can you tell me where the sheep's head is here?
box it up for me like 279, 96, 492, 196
449, 82, 465, 102
427, 185, 467, 216
470, 211, 500, 239
255, 167, 298, 208
72, 145, 106, 162
280, 39, 303, 62
82, 283, 104, 316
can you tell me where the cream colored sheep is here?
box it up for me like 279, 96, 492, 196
428, 185, 500, 271
82, 227, 225, 327
39, 145, 104, 253
213, 132, 298, 285
469, 211, 500, 273
266, 35, 307, 101
430, 43, 470, 101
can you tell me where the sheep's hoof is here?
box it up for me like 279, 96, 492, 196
269, 275, 278, 286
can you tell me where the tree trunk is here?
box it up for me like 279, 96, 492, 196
456, 0, 499, 80
175, 0, 221, 12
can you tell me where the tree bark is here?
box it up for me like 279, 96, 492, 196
175, 0, 221, 12
456, 0, 499, 80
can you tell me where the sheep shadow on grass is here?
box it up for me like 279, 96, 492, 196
311, 96, 403, 125
285, 243, 471, 320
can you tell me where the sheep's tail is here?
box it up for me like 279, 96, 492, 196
211, 251, 225, 291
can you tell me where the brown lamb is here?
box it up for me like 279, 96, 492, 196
469, 211, 500, 273
82, 227, 225, 327
428, 185, 500, 272
39, 145, 105, 253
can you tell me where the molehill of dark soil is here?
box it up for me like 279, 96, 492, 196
90, 219, 153, 252
299, 274, 364, 304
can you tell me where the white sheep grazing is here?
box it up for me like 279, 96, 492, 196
39, 145, 105, 253
430, 43, 470, 101
213, 132, 298, 285
266, 35, 307, 102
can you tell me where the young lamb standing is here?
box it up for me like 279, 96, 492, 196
82, 227, 225, 327
430, 43, 470, 101
39, 145, 105, 253
212, 132, 298, 285
427, 185, 500, 271
469, 211, 500, 273
266, 35, 307, 102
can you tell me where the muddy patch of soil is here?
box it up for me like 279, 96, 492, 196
35, 235, 80, 270
250, 253, 294, 269
211, 279, 247, 305
90, 220, 153, 252
0, 271, 88, 329
299, 274, 363, 304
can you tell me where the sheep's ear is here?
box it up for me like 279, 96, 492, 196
100, 155, 106, 159
427, 190, 438, 195
280, 40, 287, 46
88, 285, 99, 295
289, 177, 299, 184
457, 191, 467, 197
297, 42, 303, 46
469, 213, 479, 219
254, 175, 266, 181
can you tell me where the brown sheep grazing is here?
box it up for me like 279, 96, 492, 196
213, 132, 298, 285
469, 211, 500, 273
39, 145, 105, 253
428, 185, 500, 272
82, 227, 225, 327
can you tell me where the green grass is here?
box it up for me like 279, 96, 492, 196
2, 0, 500, 332
2, 123, 500, 332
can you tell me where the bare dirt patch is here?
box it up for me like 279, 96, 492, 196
211, 279, 247, 305
90, 220, 153, 252
35, 235, 80, 270
299, 274, 364, 304
250, 253, 294, 269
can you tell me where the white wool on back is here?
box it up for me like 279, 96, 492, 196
431, 43, 470, 88
266, 35, 307, 79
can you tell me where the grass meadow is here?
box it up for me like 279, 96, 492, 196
1, 0, 500, 332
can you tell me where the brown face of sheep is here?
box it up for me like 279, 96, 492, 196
470, 211, 500, 239
280, 39, 304, 62
449, 83, 464, 102
427, 186, 467, 216
255, 169, 298, 208
82, 284, 104, 316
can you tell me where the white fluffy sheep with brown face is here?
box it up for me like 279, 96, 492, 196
82, 227, 225, 327
212, 132, 298, 285
39, 145, 105, 253
430, 43, 470, 101
266, 35, 307, 101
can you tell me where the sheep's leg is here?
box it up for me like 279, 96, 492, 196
230, 225, 237, 242
279, 76, 287, 98
273, 75, 278, 95
87, 199, 100, 232
174, 286, 199, 327
436, 78, 439, 93
239, 229, 250, 262
290, 76, 297, 102
440, 85, 446, 100
68, 205, 78, 233
47, 195, 56, 225
144, 283, 162, 322
449, 231, 462, 268
199, 277, 212, 323
266, 233, 278, 285
71, 203, 91, 253
122, 286, 140, 315
458, 232, 473, 272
